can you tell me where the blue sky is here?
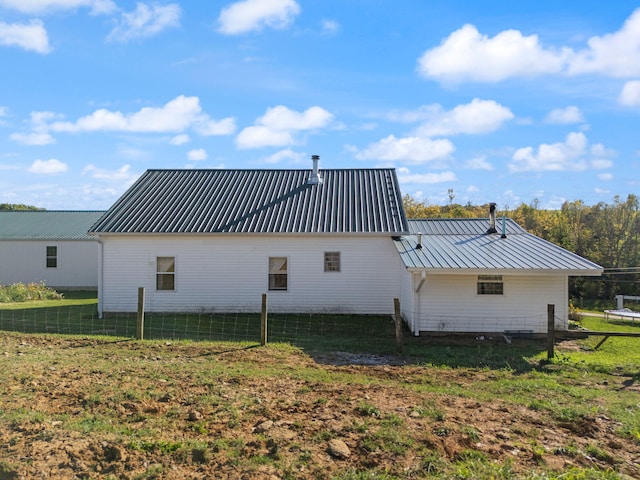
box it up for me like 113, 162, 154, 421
1, 0, 639, 210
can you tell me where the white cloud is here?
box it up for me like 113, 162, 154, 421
170, 133, 190, 145
83, 164, 134, 181
10, 132, 55, 145
321, 19, 339, 35
0, 0, 116, 15
217, 0, 300, 35
569, 9, 640, 77
397, 170, 458, 184
28, 158, 68, 174
236, 105, 333, 149
544, 106, 584, 124
47, 95, 234, 136
194, 117, 237, 136
187, 148, 207, 161
107, 3, 181, 42
262, 148, 305, 164
415, 98, 513, 137
619, 80, 640, 106
354, 134, 455, 165
466, 155, 494, 171
417, 24, 568, 83
417, 8, 640, 83
0, 20, 51, 54
509, 132, 613, 172
598, 173, 613, 181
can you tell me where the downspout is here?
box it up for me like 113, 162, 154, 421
414, 271, 426, 336
97, 237, 103, 319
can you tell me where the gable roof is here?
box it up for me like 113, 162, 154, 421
394, 218, 602, 275
90, 168, 408, 235
0, 211, 105, 241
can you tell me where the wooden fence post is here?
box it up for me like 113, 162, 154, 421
136, 287, 145, 340
261, 293, 268, 346
547, 304, 555, 360
394, 297, 403, 354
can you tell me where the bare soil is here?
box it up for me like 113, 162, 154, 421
0, 335, 638, 479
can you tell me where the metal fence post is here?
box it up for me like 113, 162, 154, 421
261, 293, 268, 346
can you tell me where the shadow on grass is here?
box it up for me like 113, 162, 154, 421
0, 305, 545, 372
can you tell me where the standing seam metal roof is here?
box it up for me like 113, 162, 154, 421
0, 211, 106, 240
395, 218, 602, 274
90, 168, 409, 234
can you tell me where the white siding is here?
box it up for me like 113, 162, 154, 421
416, 273, 568, 334
398, 269, 416, 334
0, 240, 99, 288
99, 235, 401, 314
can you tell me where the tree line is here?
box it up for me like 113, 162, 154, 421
403, 193, 640, 304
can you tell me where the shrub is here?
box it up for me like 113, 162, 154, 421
0, 282, 63, 303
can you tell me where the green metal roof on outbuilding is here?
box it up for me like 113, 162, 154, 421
90, 168, 409, 234
394, 218, 603, 275
0, 211, 106, 240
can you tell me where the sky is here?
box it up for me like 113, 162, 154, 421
1, 0, 640, 211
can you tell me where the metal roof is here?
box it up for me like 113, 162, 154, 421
0, 211, 105, 240
90, 168, 409, 234
395, 218, 602, 275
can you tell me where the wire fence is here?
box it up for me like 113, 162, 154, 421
0, 303, 400, 353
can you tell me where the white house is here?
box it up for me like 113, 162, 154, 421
89, 160, 408, 317
394, 209, 603, 335
0, 211, 104, 289
89, 161, 602, 333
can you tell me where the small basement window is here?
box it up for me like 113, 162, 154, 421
269, 257, 288, 291
477, 275, 503, 295
46, 246, 57, 268
156, 257, 175, 291
324, 252, 341, 272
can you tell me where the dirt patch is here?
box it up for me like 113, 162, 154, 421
0, 335, 639, 479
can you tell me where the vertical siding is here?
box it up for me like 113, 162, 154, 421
100, 235, 402, 314
417, 274, 568, 333
0, 240, 99, 288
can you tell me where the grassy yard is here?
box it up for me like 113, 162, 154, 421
1, 298, 640, 478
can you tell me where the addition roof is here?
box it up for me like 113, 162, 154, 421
90, 168, 409, 235
0, 211, 105, 241
394, 218, 602, 275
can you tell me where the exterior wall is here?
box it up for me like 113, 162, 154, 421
416, 273, 568, 334
99, 234, 401, 314
0, 240, 99, 288
398, 269, 416, 334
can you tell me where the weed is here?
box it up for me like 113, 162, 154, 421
356, 401, 380, 417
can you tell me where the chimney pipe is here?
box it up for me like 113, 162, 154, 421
308, 154, 323, 185
416, 233, 422, 249
486, 203, 497, 234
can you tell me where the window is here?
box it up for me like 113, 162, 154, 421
324, 252, 341, 272
156, 257, 175, 291
477, 275, 503, 295
46, 246, 57, 268
269, 257, 288, 291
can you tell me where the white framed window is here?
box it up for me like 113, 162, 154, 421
477, 275, 503, 295
324, 251, 341, 272
156, 256, 175, 291
46, 246, 57, 268
269, 257, 288, 291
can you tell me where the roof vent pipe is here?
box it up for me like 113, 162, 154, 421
486, 203, 497, 234
501, 215, 507, 239
416, 233, 422, 249
308, 155, 323, 185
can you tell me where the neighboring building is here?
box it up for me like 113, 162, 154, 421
0, 211, 104, 289
394, 211, 603, 335
89, 161, 408, 317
